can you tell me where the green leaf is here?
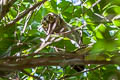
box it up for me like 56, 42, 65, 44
112, 15, 120, 27
52, 39, 77, 52
91, 39, 105, 54
113, 19, 120, 27
95, 31, 104, 39
97, 24, 106, 32
51, 0, 58, 12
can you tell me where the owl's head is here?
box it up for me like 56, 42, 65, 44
41, 13, 67, 34
41, 13, 58, 31
42, 13, 58, 24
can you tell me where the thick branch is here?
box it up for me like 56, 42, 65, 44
0, 53, 116, 71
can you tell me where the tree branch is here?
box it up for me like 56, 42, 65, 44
5, 0, 47, 27
0, 53, 116, 71
59, 64, 105, 80
0, 0, 17, 20
21, 70, 42, 80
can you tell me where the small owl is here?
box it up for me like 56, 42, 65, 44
41, 13, 85, 72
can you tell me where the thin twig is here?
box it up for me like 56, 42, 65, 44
34, 34, 51, 53
0, 0, 17, 20
58, 23, 87, 36
21, 7, 33, 33
21, 70, 42, 80
90, 0, 101, 9
6, 0, 47, 27
59, 64, 105, 80
34, 34, 63, 53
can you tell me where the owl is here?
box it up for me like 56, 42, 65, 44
41, 13, 84, 72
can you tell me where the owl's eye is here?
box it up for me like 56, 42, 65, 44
49, 15, 54, 20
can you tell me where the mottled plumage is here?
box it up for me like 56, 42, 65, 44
41, 13, 85, 72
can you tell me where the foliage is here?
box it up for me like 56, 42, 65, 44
0, 0, 120, 80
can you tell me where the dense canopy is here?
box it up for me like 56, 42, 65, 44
0, 0, 120, 80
